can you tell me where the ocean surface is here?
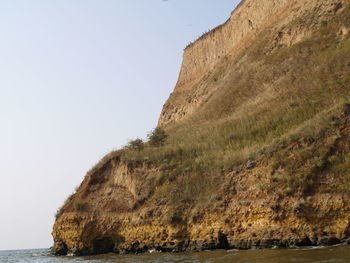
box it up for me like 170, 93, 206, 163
1, 245, 350, 263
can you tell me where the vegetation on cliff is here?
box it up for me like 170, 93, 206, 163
53, 0, 350, 256
119, 2, 350, 205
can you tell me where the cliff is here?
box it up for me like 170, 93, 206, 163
159, 0, 348, 127
52, 0, 350, 256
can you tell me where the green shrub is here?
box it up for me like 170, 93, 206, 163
74, 200, 85, 211
343, 101, 350, 115
156, 173, 176, 186
148, 127, 167, 147
142, 156, 150, 162
284, 187, 294, 196
328, 155, 341, 165
126, 138, 144, 151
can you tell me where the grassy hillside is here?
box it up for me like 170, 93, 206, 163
95, 4, 350, 208
56, 0, 350, 224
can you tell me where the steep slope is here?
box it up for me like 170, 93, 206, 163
159, 0, 348, 127
52, 0, 350, 256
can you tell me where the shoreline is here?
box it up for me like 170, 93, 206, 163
52, 240, 350, 257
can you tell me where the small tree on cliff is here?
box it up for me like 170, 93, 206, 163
126, 138, 144, 151
148, 127, 167, 147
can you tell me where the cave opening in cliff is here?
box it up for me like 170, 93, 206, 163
55, 242, 68, 256
92, 237, 115, 254
217, 232, 230, 250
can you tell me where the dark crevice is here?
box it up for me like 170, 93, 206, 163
217, 232, 230, 249
54, 242, 68, 256
93, 237, 115, 254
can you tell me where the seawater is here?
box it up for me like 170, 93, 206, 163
1, 245, 350, 263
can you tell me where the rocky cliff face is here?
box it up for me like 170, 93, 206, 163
53, 116, 350, 255
158, 0, 347, 127
52, 0, 350, 256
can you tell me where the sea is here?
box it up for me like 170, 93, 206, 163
0, 245, 349, 263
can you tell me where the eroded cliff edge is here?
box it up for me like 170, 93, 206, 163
159, 0, 348, 127
53, 0, 350, 256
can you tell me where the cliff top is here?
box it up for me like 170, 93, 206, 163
185, 0, 246, 50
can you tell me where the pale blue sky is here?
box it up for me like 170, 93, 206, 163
0, 0, 238, 250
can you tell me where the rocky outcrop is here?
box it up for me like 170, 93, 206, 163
53, 143, 350, 255
53, 198, 350, 255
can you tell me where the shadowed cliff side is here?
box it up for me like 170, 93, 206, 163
53, 0, 350, 256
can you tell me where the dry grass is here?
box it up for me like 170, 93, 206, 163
113, 8, 350, 205
123, 12, 350, 166
72, 5, 350, 210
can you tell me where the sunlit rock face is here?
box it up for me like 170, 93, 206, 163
158, 0, 347, 127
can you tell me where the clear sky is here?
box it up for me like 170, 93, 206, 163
0, 0, 239, 250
